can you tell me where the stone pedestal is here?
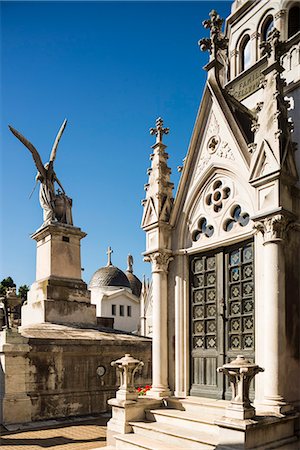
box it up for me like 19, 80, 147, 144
107, 397, 162, 446
111, 354, 144, 401
21, 223, 96, 327
107, 353, 161, 445
218, 355, 264, 420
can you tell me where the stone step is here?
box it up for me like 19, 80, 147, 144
145, 408, 219, 436
167, 396, 229, 418
115, 434, 187, 450
129, 420, 217, 449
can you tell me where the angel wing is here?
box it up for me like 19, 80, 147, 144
49, 119, 67, 162
8, 125, 46, 179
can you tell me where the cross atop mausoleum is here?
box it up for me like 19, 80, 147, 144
199, 10, 228, 59
150, 117, 169, 145
106, 246, 113, 266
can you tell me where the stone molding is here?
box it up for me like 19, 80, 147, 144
274, 9, 287, 21
144, 251, 173, 273
254, 214, 293, 242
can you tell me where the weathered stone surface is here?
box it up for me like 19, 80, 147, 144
0, 324, 151, 425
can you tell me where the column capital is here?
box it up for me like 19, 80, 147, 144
254, 214, 293, 243
144, 251, 173, 273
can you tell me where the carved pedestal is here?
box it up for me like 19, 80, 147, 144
21, 223, 96, 327
111, 353, 144, 401
218, 355, 264, 420
107, 354, 162, 445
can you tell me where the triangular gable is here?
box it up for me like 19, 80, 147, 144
249, 139, 280, 183
102, 289, 140, 304
171, 78, 251, 228
141, 197, 157, 228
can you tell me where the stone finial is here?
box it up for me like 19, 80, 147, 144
127, 254, 133, 273
260, 28, 284, 62
111, 353, 144, 401
106, 246, 113, 266
218, 355, 264, 420
150, 117, 169, 145
199, 10, 228, 59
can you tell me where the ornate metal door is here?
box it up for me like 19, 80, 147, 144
190, 240, 255, 399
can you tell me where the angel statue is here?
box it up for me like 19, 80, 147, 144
9, 119, 73, 227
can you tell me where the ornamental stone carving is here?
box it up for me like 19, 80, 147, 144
254, 214, 292, 242
199, 10, 228, 59
217, 355, 264, 420
111, 354, 144, 401
144, 251, 173, 273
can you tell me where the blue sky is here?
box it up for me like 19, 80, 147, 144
1, 1, 231, 287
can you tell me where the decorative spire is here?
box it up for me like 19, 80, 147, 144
106, 246, 113, 266
150, 117, 169, 145
250, 28, 298, 186
199, 10, 228, 60
127, 254, 133, 273
141, 117, 174, 229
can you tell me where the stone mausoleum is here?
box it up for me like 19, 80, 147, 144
106, 0, 300, 449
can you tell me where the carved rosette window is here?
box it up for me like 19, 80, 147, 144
224, 205, 250, 232
227, 242, 254, 351
205, 180, 231, 213
191, 255, 217, 350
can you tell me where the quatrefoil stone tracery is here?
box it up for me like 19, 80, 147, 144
205, 180, 231, 213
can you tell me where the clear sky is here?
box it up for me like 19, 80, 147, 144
1, 1, 231, 288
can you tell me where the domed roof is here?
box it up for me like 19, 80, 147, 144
89, 265, 131, 289
125, 254, 142, 297
89, 246, 131, 289
125, 271, 142, 297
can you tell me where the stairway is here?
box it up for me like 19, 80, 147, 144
112, 397, 229, 450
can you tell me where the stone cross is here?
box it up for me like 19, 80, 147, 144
150, 117, 169, 145
198, 10, 228, 59
106, 246, 113, 266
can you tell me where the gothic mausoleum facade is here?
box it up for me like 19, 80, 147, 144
107, 0, 300, 448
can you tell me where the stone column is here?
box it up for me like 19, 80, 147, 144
174, 254, 188, 397
146, 251, 172, 398
257, 214, 293, 414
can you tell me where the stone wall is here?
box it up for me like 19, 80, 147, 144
0, 324, 152, 425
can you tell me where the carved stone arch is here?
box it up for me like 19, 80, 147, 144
258, 9, 275, 51
176, 166, 255, 251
